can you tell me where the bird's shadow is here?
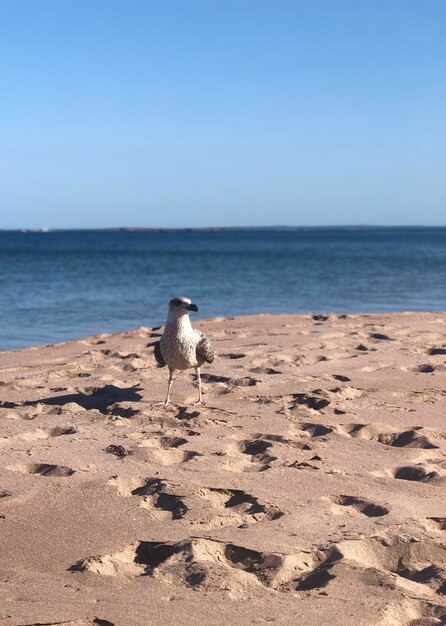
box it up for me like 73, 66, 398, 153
0, 384, 143, 415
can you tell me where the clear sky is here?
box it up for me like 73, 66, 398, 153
0, 0, 444, 228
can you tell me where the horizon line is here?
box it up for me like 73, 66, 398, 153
1, 224, 446, 232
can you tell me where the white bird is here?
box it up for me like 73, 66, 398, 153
154, 296, 214, 406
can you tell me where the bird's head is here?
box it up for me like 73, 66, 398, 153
168, 296, 198, 317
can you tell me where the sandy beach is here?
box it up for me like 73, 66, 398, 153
1, 312, 446, 626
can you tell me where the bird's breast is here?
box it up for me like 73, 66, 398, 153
160, 332, 198, 370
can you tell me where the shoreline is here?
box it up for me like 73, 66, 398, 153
2, 310, 445, 354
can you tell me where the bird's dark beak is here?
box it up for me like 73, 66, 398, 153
188, 303, 198, 312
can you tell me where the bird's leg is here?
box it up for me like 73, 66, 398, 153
193, 367, 205, 406
154, 368, 174, 406
164, 368, 174, 406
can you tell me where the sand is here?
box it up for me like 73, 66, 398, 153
1, 312, 446, 626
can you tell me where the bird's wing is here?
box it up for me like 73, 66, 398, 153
154, 341, 166, 367
196, 332, 215, 364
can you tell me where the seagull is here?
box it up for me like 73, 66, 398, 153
154, 296, 215, 406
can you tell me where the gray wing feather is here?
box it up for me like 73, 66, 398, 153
196, 334, 215, 364
154, 341, 166, 367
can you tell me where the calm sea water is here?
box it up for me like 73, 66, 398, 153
0, 228, 445, 351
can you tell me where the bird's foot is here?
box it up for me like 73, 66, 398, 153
154, 400, 171, 407
192, 400, 206, 407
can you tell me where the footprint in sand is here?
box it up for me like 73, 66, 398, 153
294, 354, 329, 367
288, 392, 331, 412
105, 444, 128, 458
369, 333, 393, 341
329, 386, 363, 401
428, 347, 446, 356
355, 344, 369, 352
393, 465, 440, 482
0, 426, 77, 445
236, 438, 278, 471
201, 373, 259, 387
69, 537, 338, 595
192, 487, 284, 528
136, 436, 200, 465
338, 423, 439, 449
296, 423, 334, 438
262, 391, 335, 416
250, 366, 282, 375
424, 518, 446, 531
332, 374, 351, 382
329, 495, 389, 518
413, 364, 437, 373
339, 535, 446, 597
130, 478, 188, 520
106, 403, 141, 418
8, 463, 75, 476
372, 464, 443, 483
109, 477, 284, 528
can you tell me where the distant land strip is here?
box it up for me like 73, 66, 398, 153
1, 225, 445, 233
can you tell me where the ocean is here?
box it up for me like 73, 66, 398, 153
0, 227, 445, 351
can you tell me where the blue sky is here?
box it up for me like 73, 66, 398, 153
0, 0, 444, 228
